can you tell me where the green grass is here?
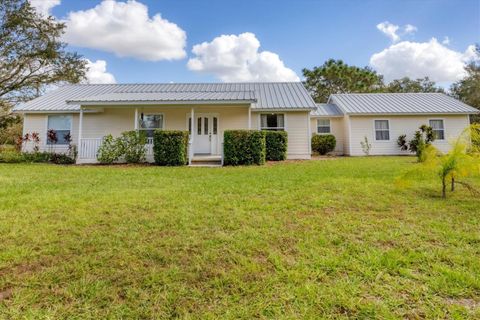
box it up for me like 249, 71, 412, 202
0, 157, 479, 319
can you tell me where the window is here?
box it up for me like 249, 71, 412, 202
260, 114, 285, 131
139, 114, 163, 137
213, 117, 218, 135
317, 119, 331, 134
47, 115, 72, 145
429, 119, 445, 140
374, 120, 390, 141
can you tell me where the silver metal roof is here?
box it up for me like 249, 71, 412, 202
13, 82, 316, 112
311, 103, 344, 117
330, 93, 479, 115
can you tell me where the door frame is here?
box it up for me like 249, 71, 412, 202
185, 112, 220, 155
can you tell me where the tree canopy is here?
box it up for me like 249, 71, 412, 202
384, 77, 444, 93
302, 59, 384, 103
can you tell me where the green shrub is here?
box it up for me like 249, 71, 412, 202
119, 131, 147, 163
97, 134, 123, 164
224, 130, 266, 166
22, 152, 51, 163
0, 150, 24, 163
50, 153, 75, 165
265, 131, 288, 161
153, 130, 189, 166
312, 134, 336, 155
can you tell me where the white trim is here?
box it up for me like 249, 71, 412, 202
78, 108, 83, 146
428, 118, 446, 141
307, 112, 312, 154
248, 106, 252, 129
186, 112, 220, 155
373, 119, 391, 142
134, 108, 138, 130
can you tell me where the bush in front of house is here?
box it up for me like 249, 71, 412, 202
224, 130, 266, 165
0, 150, 74, 164
119, 130, 147, 164
265, 131, 288, 161
311, 134, 336, 155
153, 130, 189, 166
97, 134, 123, 164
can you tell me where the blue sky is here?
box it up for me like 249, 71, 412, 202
36, 0, 479, 84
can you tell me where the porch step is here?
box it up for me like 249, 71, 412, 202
190, 155, 222, 167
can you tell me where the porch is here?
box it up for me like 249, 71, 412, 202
75, 104, 253, 165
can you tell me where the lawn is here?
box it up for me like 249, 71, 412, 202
0, 157, 479, 319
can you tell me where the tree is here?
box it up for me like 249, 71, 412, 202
302, 59, 384, 103
450, 45, 480, 123
384, 77, 444, 93
0, 0, 87, 143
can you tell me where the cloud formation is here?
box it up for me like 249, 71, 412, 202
63, 0, 186, 61
84, 59, 116, 84
370, 38, 478, 82
187, 32, 299, 82
376, 21, 417, 42
29, 0, 61, 16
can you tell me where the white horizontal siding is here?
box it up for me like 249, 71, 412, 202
310, 117, 345, 155
349, 115, 471, 156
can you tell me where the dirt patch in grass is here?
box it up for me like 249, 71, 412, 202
445, 297, 480, 310
0, 288, 13, 302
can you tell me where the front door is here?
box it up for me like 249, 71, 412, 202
190, 114, 219, 155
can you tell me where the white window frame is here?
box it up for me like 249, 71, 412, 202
316, 118, 331, 134
373, 119, 391, 142
259, 113, 286, 131
429, 118, 445, 141
45, 114, 73, 145
138, 112, 165, 133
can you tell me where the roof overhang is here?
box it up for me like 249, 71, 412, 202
346, 112, 478, 116
66, 99, 255, 106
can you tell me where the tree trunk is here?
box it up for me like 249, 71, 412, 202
442, 177, 447, 198
451, 177, 455, 192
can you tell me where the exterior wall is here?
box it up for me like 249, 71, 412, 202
343, 115, 351, 155
348, 114, 471, 156
310, 117, 345, 155
22, 113, 79, 153
253, 111, 311, 159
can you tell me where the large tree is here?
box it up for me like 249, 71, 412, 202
384, 77, 444, 93
302, 59, 384, 103
450, 45, 480, 123
0, 0, 87, 142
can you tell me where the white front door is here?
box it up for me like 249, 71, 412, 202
190, 113, 219, 155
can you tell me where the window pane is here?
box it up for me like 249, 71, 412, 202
197, 117, 202, 135
266, 114, 278, 128
213, 117, 218, 134
433, 130, 445, 140
47, 130, 71, 145
430, 120, 444, 129
317, 126, 331, 134
375, 120, 389, 130
204, 117, 208, 135
317, 119, 330, 126
376, 130, 390, 141
277, 114, 284, 128
261, 114, 268, 128
48, 115, 71, 130
141, 114, 162, 129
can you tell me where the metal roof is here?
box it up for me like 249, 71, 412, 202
311, 103, 344, 117
13, 82, 316, 112
330, 93, 479, 115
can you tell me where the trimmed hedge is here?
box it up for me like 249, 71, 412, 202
312, 134, 336, 155
265, 131, 288, 161
153, 130, 189, 166
224, 130, 266, 166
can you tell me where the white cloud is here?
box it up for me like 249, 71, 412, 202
29, 0, 61, 16
377, 22, 400, 42
376, 21, 417, 42
370, 38, 478, 82
63, 0, 186, 61
187, 32, 299, 82
442, 36, 450, 45
84, 59, 116, 84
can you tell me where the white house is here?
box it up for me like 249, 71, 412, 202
311, 93, 479, 156
13, 83, 479, 164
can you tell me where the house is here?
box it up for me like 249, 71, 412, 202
13, 83, 479, 164
311, 93, 479, 156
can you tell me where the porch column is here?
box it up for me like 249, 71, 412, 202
189, 107, 195, 165
248, 105, 251, 129
134, 107, 138, 130
79, 107, 83, 145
